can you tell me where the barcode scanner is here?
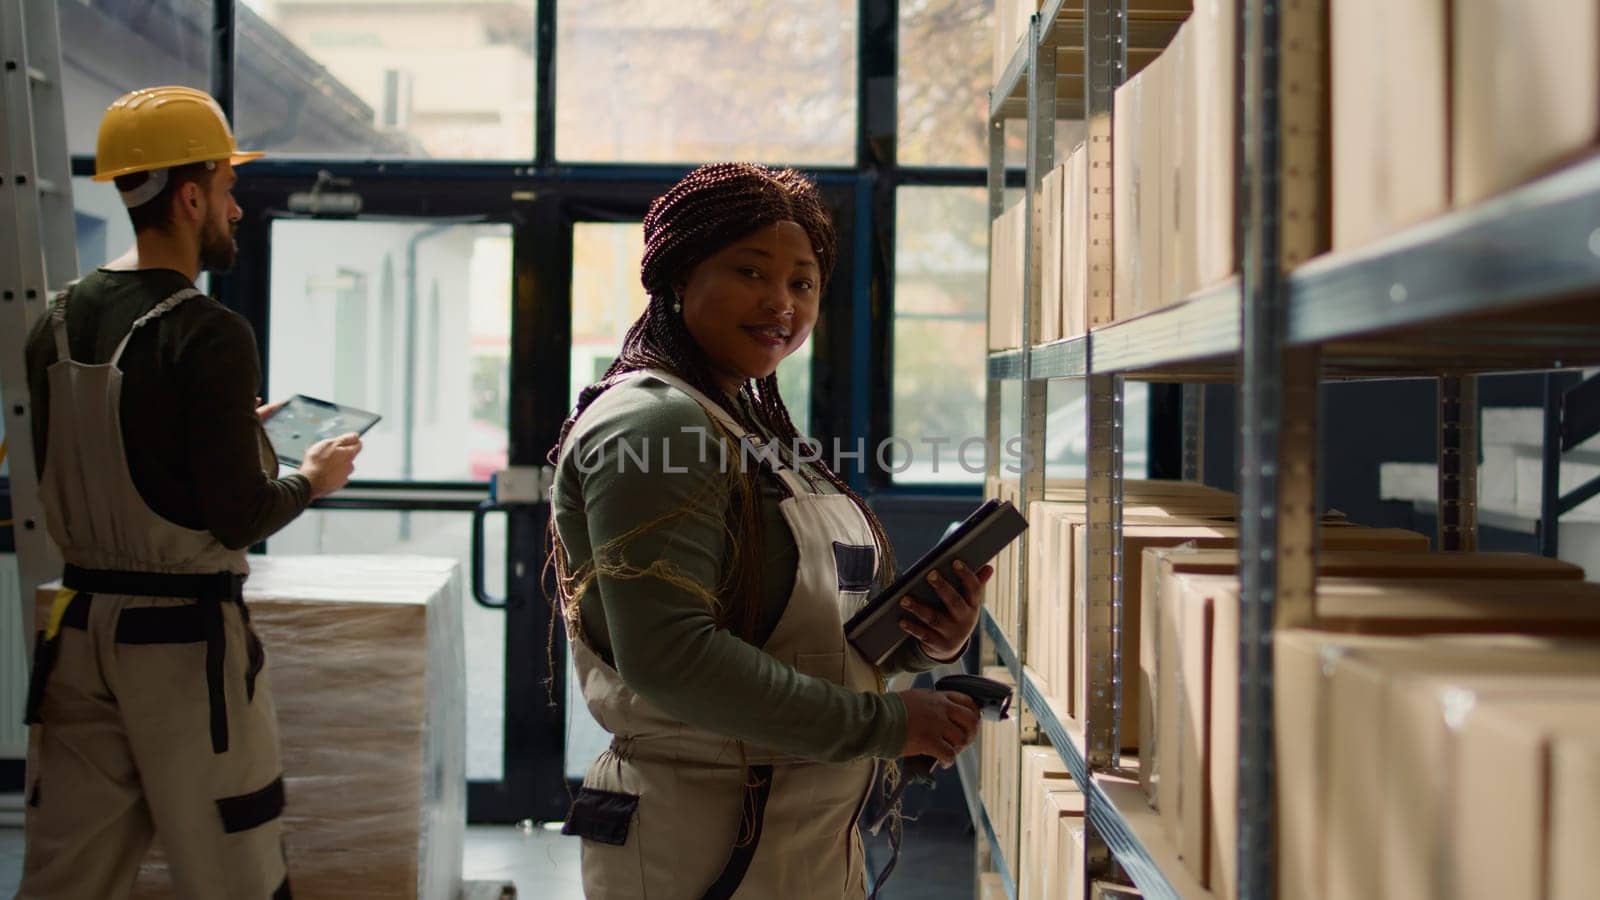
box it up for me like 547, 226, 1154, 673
864, 674, 1014, 899
867, 674, 1014, 835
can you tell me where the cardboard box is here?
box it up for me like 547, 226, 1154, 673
1190, 0, 1236, 287
1159, 23, 1191, 309
1041, 164, 1066, 343
1276, 632, 1600, 900
1550, 720, 1600, 900
1140, 528, 1431, 805
1113, 69, 1146, 323
979, 666, 1021, 879
1136, 49, 1168, 316
980, 871, 1007, 900
1331, 0, 1449, 250
1041, 790, 1088, 900
1052, 810, 1089, 900
1062, 143, 1090, 339
989, 207, 1006, 351
1332, 659, 1600, 900
1449, 697, 1600, 900
1155, 550, 1585, 894
1020, 747, 1080, 900
63, 557, 470, 900
1453, 0, 1600, 205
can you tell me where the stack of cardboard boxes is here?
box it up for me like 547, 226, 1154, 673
978, 665, 1022, 874
1018, 746, 1086, 900
1333, 0, 1600, 250
1111, 0, 1234, 323
1141, 549, 1600, 899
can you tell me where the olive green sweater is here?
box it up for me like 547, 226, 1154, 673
553, 377, 939, 763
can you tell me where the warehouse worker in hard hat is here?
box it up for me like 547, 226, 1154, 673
16, 86, 361, 899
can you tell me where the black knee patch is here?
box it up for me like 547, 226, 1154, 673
216, 775, 286, 834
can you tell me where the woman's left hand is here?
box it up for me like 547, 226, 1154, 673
898, 560, 994, 662
256, 397, 286, 421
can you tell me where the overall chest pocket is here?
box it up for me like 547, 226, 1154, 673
831, 542, 876, 593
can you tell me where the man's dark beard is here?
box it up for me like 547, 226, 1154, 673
199, 221, 237, 273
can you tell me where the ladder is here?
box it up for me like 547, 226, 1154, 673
1, 0, 78, 638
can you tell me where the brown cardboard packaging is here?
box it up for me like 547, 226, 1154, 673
1157, 551, 1585, 894
1042, 790, 1088, 900
1331, 0, 1449, 250
1190, 0, 1235, 288
1113, 69, 1145, 322
59, 557, 471, 900
980, 872, 1007, 900
1140, 529, 1432, 805
1020, 747, 1080, 900
1276, 632, 1600, 900
1453, 0, 1600, 206
1051, 807, 1089, 900
1331, 657, 1600, 900
988, 207, 1007, 351
1136, 48, 1169, 316
1449, 696, 1600, 900
979, 666, 1021, 879
1159, 23, 1192, 309
1550, 721, 1600, 900
1062, 143, 1090, 339
1041, 163, 1066, 343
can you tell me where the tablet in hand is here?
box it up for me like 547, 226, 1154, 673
262, 394, 381, 467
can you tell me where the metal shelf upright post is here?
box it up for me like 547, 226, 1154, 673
1236, 0, 1324, 897
1079, 0, 1128, 886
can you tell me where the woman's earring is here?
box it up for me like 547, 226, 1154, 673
672, 295, 683, 314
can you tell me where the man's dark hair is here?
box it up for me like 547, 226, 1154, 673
112, 161, 216, 233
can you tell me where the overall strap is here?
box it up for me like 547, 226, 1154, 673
109, 288, 204, 368
48, 289, 72, 361
637, 369, 812, 498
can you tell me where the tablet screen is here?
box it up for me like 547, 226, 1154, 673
262, 394, 382, 466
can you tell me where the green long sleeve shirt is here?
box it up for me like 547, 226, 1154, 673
553, 376, 939, 763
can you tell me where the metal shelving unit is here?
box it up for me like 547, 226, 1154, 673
974, 1, 1600, 899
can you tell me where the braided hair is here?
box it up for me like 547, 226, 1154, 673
549, 162, 895, 641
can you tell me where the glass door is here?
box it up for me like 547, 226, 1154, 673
239, 184, 572, 823
262, 219, 515, 787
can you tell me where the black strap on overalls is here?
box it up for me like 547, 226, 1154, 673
699, 763, 775, 900
24, 565, 260, 755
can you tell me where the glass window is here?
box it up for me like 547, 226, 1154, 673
59, 3, 211, 157
892, 186, 988, 483
899, 0, 994, 168
266, 220, 512, 482
556, 1, 857, 165
237, 0, 536, 159
70, 178, 137, 271
1040, 381, 1151, 481
266, 508, 508, 781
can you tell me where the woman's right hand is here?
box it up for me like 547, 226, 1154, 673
896, 689, 981, 767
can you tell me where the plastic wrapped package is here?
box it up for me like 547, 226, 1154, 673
125, 555, 467, 899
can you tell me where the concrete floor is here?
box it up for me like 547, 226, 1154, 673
0, 816, 977, 898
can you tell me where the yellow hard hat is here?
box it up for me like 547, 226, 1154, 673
92, 86, 264, 182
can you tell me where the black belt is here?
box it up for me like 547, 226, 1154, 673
24, 566, 260, 756
699, 764, 774, 900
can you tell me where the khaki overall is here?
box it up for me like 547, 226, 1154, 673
561, 370, 887, 900
19, 289, 291, 899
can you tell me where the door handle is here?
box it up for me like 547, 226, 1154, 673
470, 466, 554, 610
